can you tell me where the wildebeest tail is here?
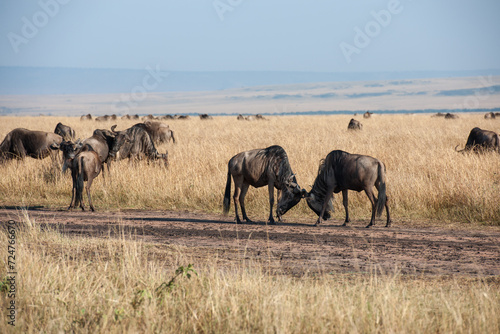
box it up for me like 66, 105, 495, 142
376, 162, 387, 217
223, 169, 231, 215
75, 156, 84, 208
171, 130, 176, 144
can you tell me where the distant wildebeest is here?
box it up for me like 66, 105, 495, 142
80, 114, 92, 121
347, 118, 363, 130
237, 114, 245, 120
54, 122, 75, 141
141, 114, 157, 121
363, 111, 373, 119
111, 124, 168, 165
444, 113, 458, 119
255, 114, 265, 120
431, 112, 446, 117
95, 115, 110, 122
121, 114, 131, 120
160, 115, 175, 120
67, 145, 102, 212
455, 127, 500, 153
305, 150, 391, 228
199, 114, 213, 120
0, 128, 62, 163
140, 121, 176, 144
223, 145, 305, 224
484, 112, 496, 119
175, 115, 190, 120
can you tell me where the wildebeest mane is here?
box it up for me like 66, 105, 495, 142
310, 150, 350, 202
256, 145, 295, 188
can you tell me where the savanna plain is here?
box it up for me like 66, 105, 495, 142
0, 114, 499, 333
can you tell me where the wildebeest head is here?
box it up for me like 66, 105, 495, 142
54, 139, 83, 173
305, 192, 333, 220
276, 175, 306, 218
108, 125, 131, 159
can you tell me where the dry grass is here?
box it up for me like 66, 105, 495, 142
0, 216, 499, 333
0, 114, 499, 225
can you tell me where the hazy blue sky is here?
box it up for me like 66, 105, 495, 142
1, 0, 499, 72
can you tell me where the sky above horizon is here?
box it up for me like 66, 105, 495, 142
1, 0, 499, 73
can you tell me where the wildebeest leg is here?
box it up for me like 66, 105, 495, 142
239, 183, 252, 223
276, 189, 282, 222
87, 176, 95, 212
364, 188, 377, 228
342, 190, 350, 226
315, 187, 334, 226
267, 183, 276, 224
232, 176, 243, 224
385, 195, 392, 227
68, 182, 76, 210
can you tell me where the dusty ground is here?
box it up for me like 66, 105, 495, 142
1, 208, 499, 277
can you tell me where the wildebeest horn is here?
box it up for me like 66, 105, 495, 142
111, 124, 117, 133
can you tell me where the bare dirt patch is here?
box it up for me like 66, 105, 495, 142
1, 208, 499, 277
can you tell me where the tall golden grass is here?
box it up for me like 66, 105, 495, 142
0, 114, 499, 224
0, 216, 498, 333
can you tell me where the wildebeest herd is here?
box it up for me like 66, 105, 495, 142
0, 115, 499, 227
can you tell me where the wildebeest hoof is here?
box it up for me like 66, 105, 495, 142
365, 223, 373, 228
385, 221, 392, 227
342, 222, 349, 227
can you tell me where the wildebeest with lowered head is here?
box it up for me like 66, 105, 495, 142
455, 127, 500, 153
67, 144, 102, 212
306, 150, 391, 228
347, 118, 362, 130
111, 124, 168, 165
0, 128, 62, 163
54, 122, 75, 141
223, 145, 305, 224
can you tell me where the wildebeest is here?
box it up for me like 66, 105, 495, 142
363, 111, 373, 118
237, 114, 245, 120
444, 113, 458, 119
347, 118, 363, 130
54, 122, 75, 141
305, 150, 391, 228
199, 114, 213, 120
95, 115, 110, 122
67, 145, 102, 212
484, 112, 496, 119
223, 145, 305, 224
121, 114, 131, 120
175, 115, 190, 120
455, 127, 500, 153
80, 114, 92, 121
111, 124, 168, 165
0, 128, 62, 163
160, 115, 175, 120
55, 126, 130, 175
140, 121, 176, 144
141, 114, 157, 121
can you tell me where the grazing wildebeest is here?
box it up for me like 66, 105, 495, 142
363, 111, 373, 118
80, 114, 92, 121
347, 118, 363, 130
444, 113, 458, 119
237, 114, 245, 120
160, 115, 175, 120
484, 112, 496, 119
455, 127, 500, 153
140, 121, 176, 144
111, 124, 168, 165
67, 145, 102, 212
175, 115, 190, 120
141, 114, 157, 121
95, 115, 110, 122
199, 114, 213, 120
431, 112, 446, 118
54, 122, 75, 141
121, 114, 131, 120
223, 145, 305, 224
305, 150, 391, 228
0, 128, 62, 163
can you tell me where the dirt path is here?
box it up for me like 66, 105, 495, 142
1, 208, 499, 277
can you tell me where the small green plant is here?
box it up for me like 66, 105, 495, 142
155, 264, 198, 302
0, 276, 10, 293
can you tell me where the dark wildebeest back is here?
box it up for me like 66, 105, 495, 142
347, 118, 362, 130
0, 128, 62, 162
68, 145, 102, 211
112, 125, 168, 165
199, 114, 213, 120
54, 122, 75, 141
363, 111, 372, 118
223, 145, 305, 224
455, 127, 500, 153
306, 150, 391, 228
484, 112, 496, 119
444, 113, 458, 119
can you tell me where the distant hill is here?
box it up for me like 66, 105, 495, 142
1, 66, 500, 95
